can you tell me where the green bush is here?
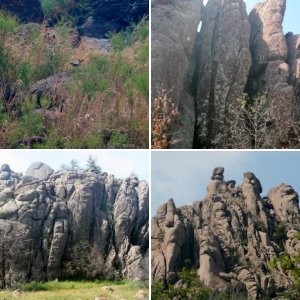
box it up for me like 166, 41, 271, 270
255, 221, 267, 233
109, 130, 128, 148
274, 223, 287, 248
41, 0, 73, 18
0, 11, 18, 40
73, 56, 110, 98
157, 228, 165, 243
110, 18, 149, 52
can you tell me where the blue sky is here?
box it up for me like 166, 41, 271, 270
152, 151, 300, 215
244, 0, 299, 33
0, 150, 149, 181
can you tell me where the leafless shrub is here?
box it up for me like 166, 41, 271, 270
151, 89, 178, 149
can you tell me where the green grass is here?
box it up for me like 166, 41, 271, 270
0, 280, 148, 300
40, 0, 73, 18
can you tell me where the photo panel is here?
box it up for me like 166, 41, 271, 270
151, 0, 299, 149
151, 151, 300, 299
0, 0, 149, 149
0, 150, 149, 299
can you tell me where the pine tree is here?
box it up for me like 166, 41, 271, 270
86, 155, 101, 174
61, 159, 81, 171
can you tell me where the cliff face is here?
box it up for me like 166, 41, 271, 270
152, 0, 300, 148
193, 0, 251, 148
0, 163, 149, 287
151, 168, 300, 299
151, 0, 203, 148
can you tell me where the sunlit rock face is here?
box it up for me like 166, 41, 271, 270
247, 0, 295, 146
152, 167, 300, 299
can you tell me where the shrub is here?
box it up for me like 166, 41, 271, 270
41, 0, 73, 18
157, 228, 165, 243
0, 11, 18, 41
255, 221, 267, 233
274, 223, 287, 246
152, 89, 178, 149
109, 130, 128, 149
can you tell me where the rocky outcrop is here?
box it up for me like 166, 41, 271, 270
152, 167, 300, 299
247, 0, 295, 146
151, 0, 203, 148
193, 0, 251, 148
25, 162, 54, 181
0, 0, 43, 23
0, 164, 149, 286
287, 34, 300, 100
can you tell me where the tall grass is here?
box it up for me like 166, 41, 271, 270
0, 11, 149, 149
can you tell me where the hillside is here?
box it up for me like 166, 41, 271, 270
0, 0, 149, 149
152, 167, 300, 299
0, 162, 149, 287
151, 0, 300, 149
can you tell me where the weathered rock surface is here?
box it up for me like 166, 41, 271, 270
0, 164, 149, 286
152, 0, 300, 148
193, 0, 251, 148
287, 34, 300, 100
152, 167, 300, 299
151, 0, 203, 148
25, 162, 54, 181
0, 0, 43, 23
247, 0, 295, 146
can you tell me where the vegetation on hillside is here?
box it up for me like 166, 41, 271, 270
152, 261, 248, 300
268, 232, 300, 300
0, 11, 148, 148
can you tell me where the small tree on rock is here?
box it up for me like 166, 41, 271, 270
86, 155, 101, 174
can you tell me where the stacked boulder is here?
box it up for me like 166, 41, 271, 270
152, 167, 300, 299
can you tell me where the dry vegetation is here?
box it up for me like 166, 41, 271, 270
0, 11, 148, 148
151, 89, 178, 149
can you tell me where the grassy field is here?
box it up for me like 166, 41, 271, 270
0, 280, 148, 300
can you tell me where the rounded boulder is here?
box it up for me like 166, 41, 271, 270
25, 162, 54, 181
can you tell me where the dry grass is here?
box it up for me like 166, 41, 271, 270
0, 280, 148, 300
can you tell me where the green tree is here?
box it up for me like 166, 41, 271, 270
61, 159, 81, 171
86, 155, 101, 174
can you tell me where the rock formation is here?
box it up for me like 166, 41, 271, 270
152, 167, 300, 299
0, 163, 149, 287
0, 0, 44, 23
152, 0, 300, 148
151, 0, 203, 148
193, 0, 251, 148
247, 0, 295, 146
